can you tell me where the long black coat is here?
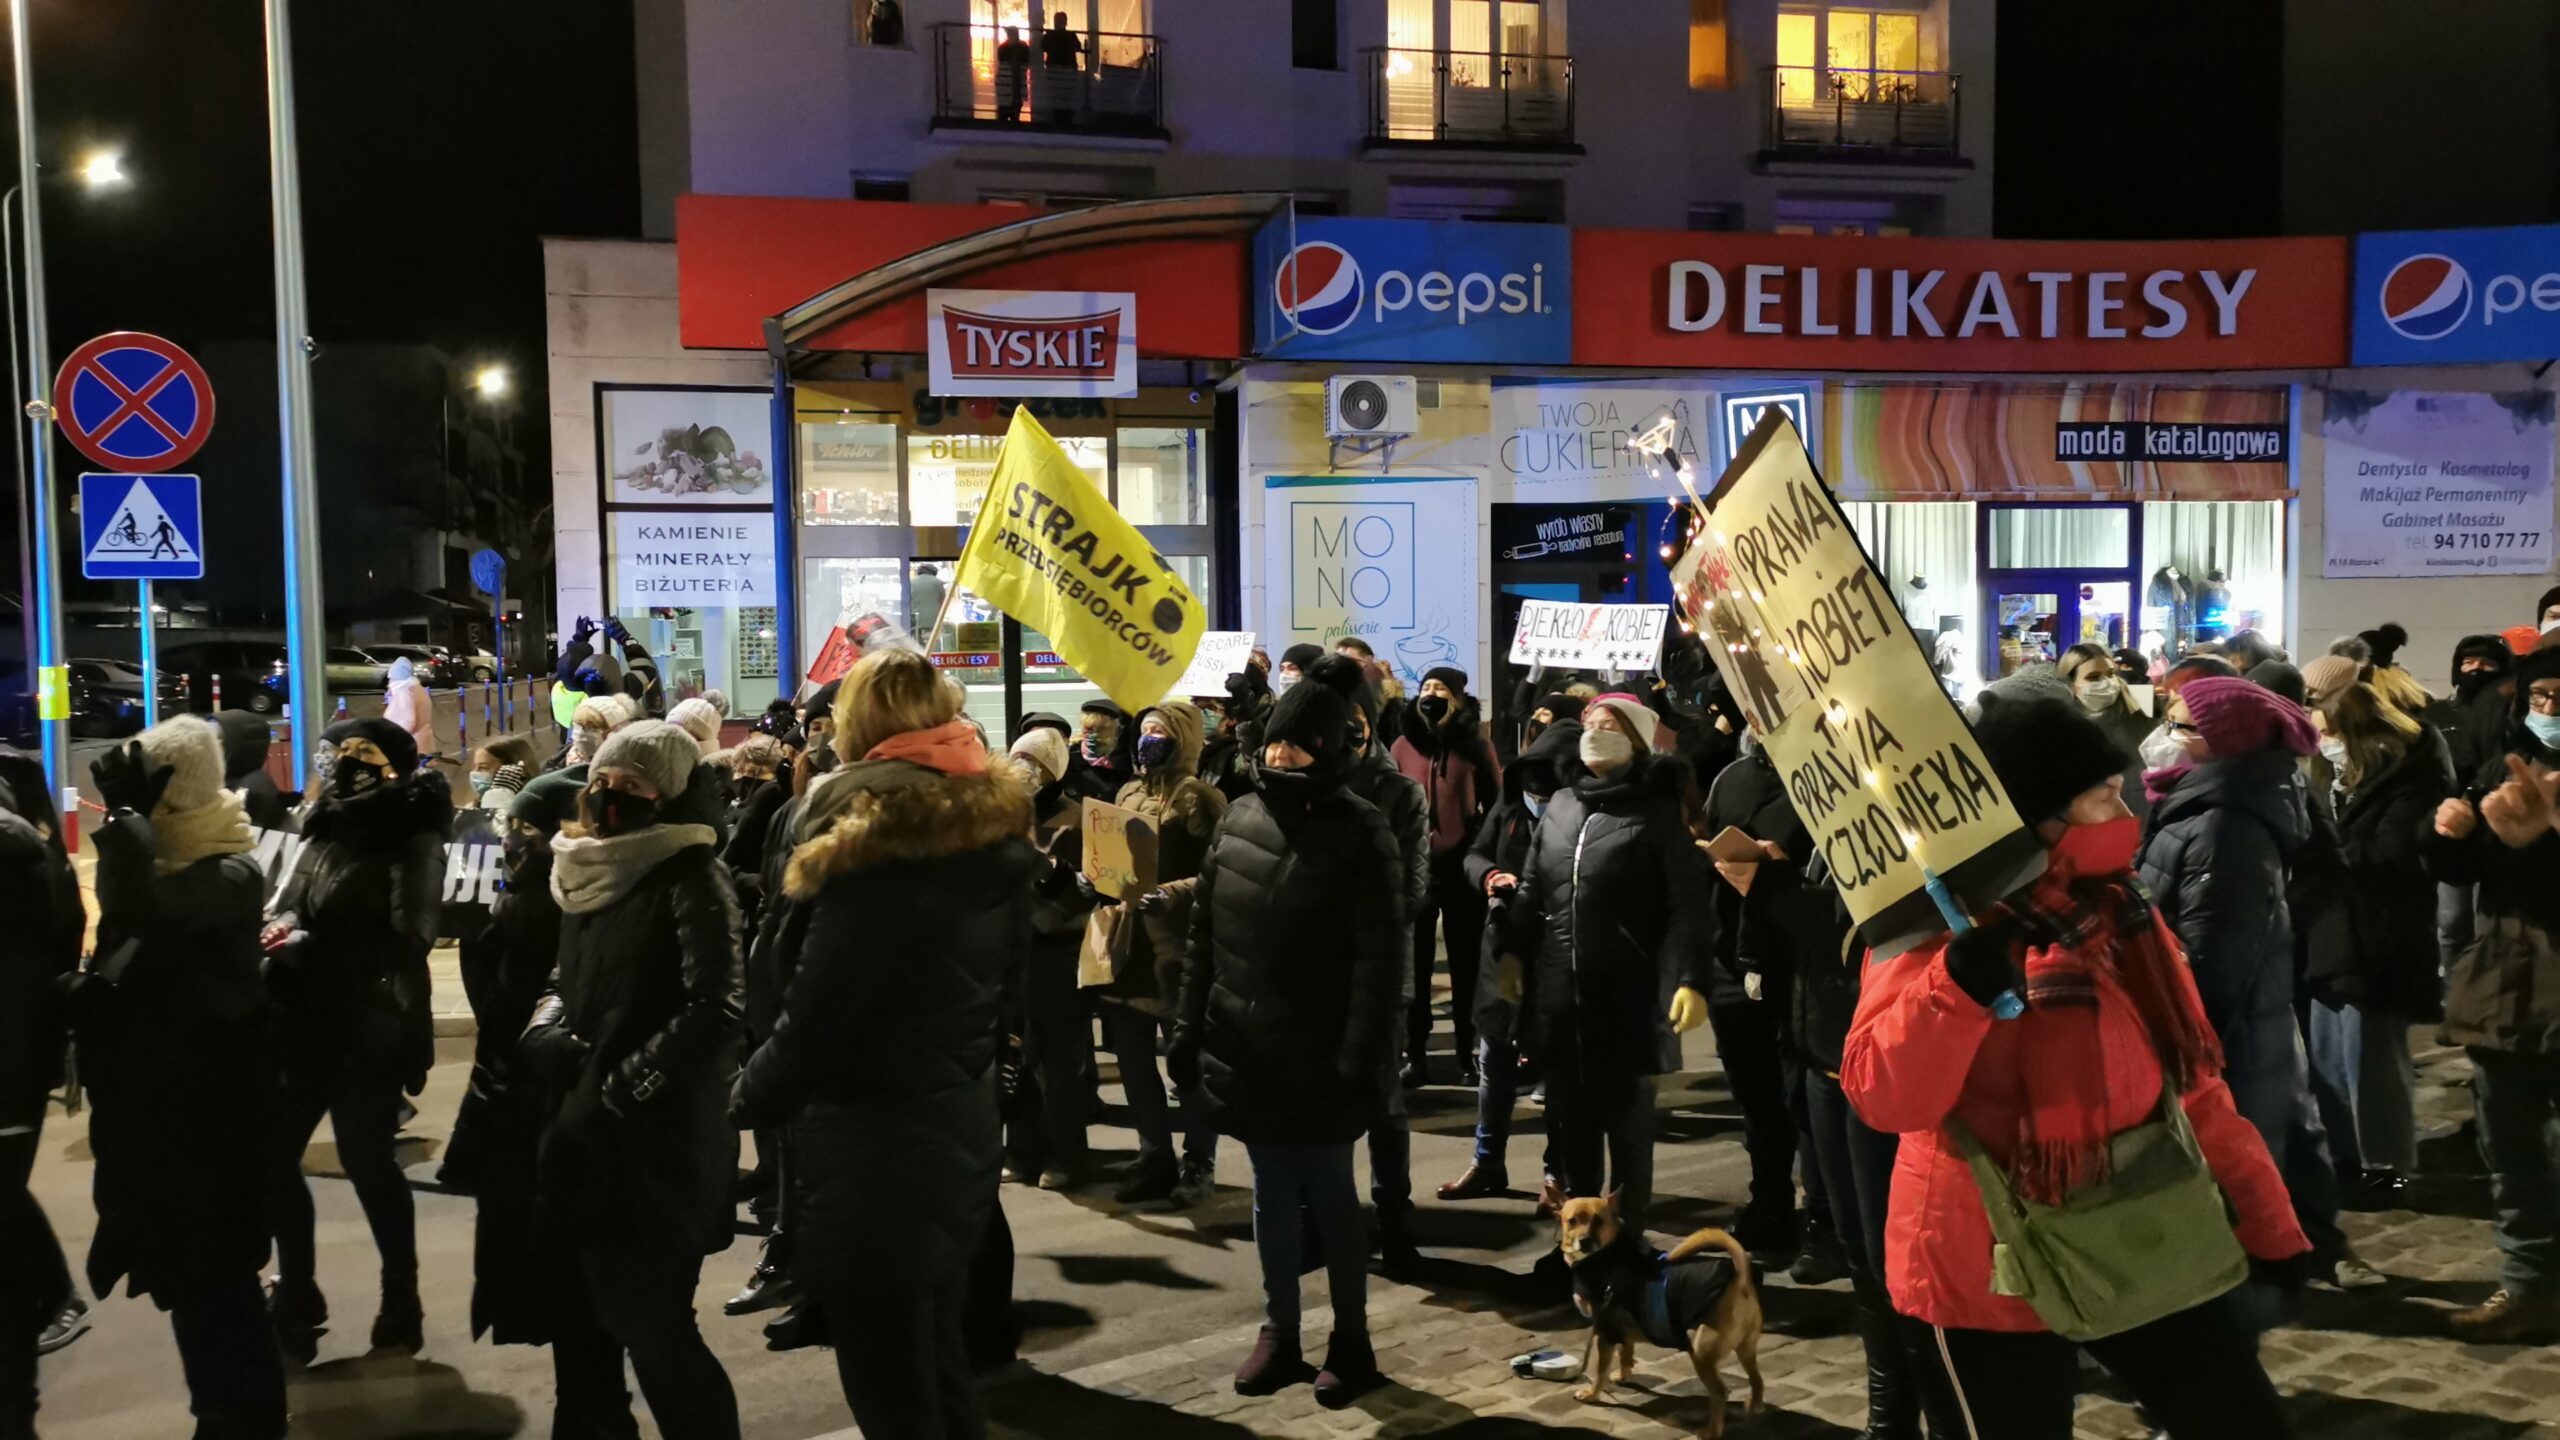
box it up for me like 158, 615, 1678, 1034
1509, 753, 1719, 1077
1174, 774, 1403, 1145
734, 761, 1036, 1296
2137, 748, 2310, 1095
270, 770, 448, 1082
78, 811, 273, 1305
457, 835, 564, 1343
2319, 742, 2453, 1018
0, 755, 78, 1135
524, 831, 744, 1260
1702, 741, 1812, 1005
1463, 721, 1581, 1033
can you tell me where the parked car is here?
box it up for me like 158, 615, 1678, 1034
66, 660, 154, 738
445, 646, 500, 683
323, 646, 389, 692
159, 640, 290, 714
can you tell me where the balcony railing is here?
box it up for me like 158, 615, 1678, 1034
1762, 66, 1961, 160
1363, 46, 1577, 149
930, 22, 1166, 138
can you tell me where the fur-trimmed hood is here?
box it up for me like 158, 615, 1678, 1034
301, 766, 452, 847
785, 759, 1035, 900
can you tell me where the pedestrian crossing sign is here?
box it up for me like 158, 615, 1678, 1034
80, 472, 204, 580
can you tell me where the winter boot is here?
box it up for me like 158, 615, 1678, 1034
370, 1274, 423, 1355
1113, 1150, 1179, 1205
724, 1242, 800, 1317
1313, 1332, 1381, 1409
1789, 1213, 1850, 1286
1233, 1324, 1309, 1395
265, 1276, 326, 1368
1168, 1156, 1217, 1210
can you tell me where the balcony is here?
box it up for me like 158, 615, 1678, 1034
1362, 46, 1579, 152
1760, 66, 1964, 164
930, 23, 1167, 140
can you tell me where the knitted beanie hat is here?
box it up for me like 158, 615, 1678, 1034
667, 697, 723, 754
481, 761, 531, 810
2180, 675, 2317, 759
1584, 692, 1661, 752
2245, 660, 2307, 707
320, 716, 418, 776
1968, 690, 2132, 826
2297, 654, 2362, 710
1009, 728, 1070, 784
590, 719, 699, 799
1424, 665, 1470, 696
1266, 656, 1359, 764
136, 717, 227, 813
1278, 643, 1326, 673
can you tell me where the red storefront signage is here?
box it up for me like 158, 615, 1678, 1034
927, 289, 1137, 398
1572, 231, 2351, 372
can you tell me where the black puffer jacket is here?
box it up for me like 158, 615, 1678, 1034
1173, 769, 1403, 1144
2137, 748, 2310, 1090
1464, 722, 1581, 1031
1702, 738, 1813, 1005
270, 769, 449, 1082
1509, 752, 1719, 1076
1764, 853, 1860, 1074
214, 710, 290, 830
735, 759, 1036, 1286
74, 809, 273, 1306
2318, 741, 2453, 1019
1348, 747, 1430, 923
0, 748, 78, 1137
524, 778, 744, 1259
457, 826, 564, 1343
2425, 651, 2560, 1054
2426, 633, 2517, 782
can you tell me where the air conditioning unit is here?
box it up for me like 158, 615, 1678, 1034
1324, 374, 1419, 440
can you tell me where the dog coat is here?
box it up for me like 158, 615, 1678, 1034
1573, 1239, 1740, 1349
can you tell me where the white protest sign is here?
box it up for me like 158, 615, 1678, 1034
1670, 411, 2043, 958
1172, 631, 1257, 698
1506, 601, 1672, 672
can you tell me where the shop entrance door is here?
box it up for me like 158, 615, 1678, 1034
1977, 503, 2139, 682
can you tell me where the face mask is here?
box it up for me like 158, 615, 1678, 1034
469, 772, 495, 797
333, 763, 385, 799
2319, 735, 2348, 767
2138, 726, 2188, 773
2526, 711, 2560, 748
1418, 695, 1451, 725
2049, 813, 2141, 877
1273, 671, 1298, 696
2543, 617, 2560, 635
1523, 792, 1548, 818
1579, 728, 1634, 772
2075, 677, 2123, 713
1135, 733, 1174, 770
806, 740, 839, 776
573, 724, 607, 758
584, 783, 660, 837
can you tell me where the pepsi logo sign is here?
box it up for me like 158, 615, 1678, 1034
1275, 242, 1364, 336
2378, 253, 2472, 343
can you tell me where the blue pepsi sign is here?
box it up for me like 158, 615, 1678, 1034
2353, 224, 2560, 366
1253, 215, 1572, 364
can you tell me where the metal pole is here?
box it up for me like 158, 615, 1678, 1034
767, 362, 799, 696
9, 4, 65, 809
3, 186, 30, 683
137, 578, 155, 725
263, 0, 326, 780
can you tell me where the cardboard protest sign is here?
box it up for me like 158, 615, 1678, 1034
1080, 798, 1160, 900
1172, 631, 1257, 698
1670, 411, 2044, 958
1507, 600, 1672, 672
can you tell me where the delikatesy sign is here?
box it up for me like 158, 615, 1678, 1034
2354, 225, 2560, 367
1254, 215, 1571, 364
926, 288, 1138, 398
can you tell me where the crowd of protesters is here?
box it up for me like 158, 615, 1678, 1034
7, 588, 2560, 1440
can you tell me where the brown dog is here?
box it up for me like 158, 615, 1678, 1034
1557, 1195, 1764, 1437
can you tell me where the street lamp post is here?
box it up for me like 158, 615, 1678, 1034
263, 0, 327, 782
8, 0, 66, 811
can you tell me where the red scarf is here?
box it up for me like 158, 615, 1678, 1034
2003, 817, 2223, 1206
866, 718, 989, 776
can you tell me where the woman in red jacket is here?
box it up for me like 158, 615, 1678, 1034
1844, 687, 2312, 1440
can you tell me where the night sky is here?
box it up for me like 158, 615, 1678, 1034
5, 0, 637, 627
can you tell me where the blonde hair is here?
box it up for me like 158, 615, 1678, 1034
834, 649, 964, 763
1564, 681, 1599, 703
2328, 681, 2420, 791
2366, 665, 2433, 725
718, 733, 785, 779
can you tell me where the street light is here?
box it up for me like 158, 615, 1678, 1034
471, 363, 509, 400
76, 148, 124, 191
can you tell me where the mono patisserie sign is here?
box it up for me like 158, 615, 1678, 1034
1572, 232, 2350, 372
927, 288, 1137, 399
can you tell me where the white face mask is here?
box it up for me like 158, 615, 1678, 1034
2541, 616, 2560, 635
2138, 725, 2188, 772
2319, 735, 2349, 767
1579, 728, 1634, 772
1273, 671, 1298, 695
2075, 677, 2123, 713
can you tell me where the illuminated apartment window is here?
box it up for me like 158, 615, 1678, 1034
1689, 0, 1730, 90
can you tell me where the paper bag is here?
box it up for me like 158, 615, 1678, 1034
1079, 905, 1130, 989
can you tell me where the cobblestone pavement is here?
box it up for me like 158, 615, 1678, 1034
27, 1014, 2558, 1438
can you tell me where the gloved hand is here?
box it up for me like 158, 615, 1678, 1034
1496, 954, 1525, 1005
1942, 913, 2024, 1010
603, 617, 632, 647
1071, 871, 1098, 902
1131, 887, 1168, 914
1166, 1036, 1201, 1093
571, 615, 597, 644
91, 739, 173, 817
1668, 985, 1708, 1034
522, 1028, 593, 1088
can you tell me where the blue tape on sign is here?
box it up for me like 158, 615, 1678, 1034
1923, 867, 2023, 1023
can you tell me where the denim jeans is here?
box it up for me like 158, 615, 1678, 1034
1102, 1004, 1215, 1168
1247, 1142, 1369, 1341
2470, 1047, 2560, 1295
2308, 1000, 2418, 1172
1368, 1058, 1411, 1218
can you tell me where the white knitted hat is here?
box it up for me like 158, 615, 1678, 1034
590, 719, 699, 799
136, 717, 227, 813
1009, 727, 1069, 784
667, 697, 723, 754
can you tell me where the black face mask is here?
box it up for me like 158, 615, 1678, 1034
584, 783, 661, 837
500, 826, 552, 886
806, 740, 839, 776
1418, 695, 1451, 725
333, 763, 387, 799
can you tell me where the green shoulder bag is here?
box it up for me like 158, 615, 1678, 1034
1947, 1085, 2249, 1342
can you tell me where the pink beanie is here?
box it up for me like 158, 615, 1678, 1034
2181, 675, 2318, 758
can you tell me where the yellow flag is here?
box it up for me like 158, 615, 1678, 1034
953, 407, 1205, 712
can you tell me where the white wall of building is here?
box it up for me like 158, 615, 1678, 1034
541, 238, 766, 632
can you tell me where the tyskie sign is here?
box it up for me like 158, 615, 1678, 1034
926, 288, 1137, 398
1575, 232, 2350, 372
1254, 215, 1572, 364
2353, 224, 2560, 367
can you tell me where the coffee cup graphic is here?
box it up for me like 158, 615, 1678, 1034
1395, 630, 1458, 683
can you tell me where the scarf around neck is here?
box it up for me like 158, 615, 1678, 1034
865, 718, 988, 777
152, 790, 256, 875
549, 822, 717, 915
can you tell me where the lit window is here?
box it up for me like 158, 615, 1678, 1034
1689, 0, 1730, 90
